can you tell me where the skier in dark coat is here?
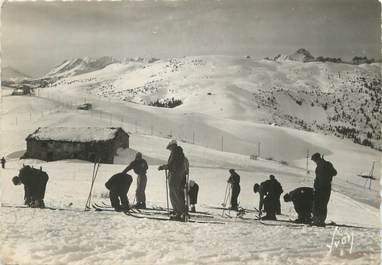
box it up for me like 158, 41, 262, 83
311, 153, 337, 227
158, 140, 188, 220
284, 187, 314, 224
269, 175, 283, 214
188, 180, 199, 213
122, 152, 148, 209
105, 172, 133, 212
227, 169, 240, 210
12, 165, 49, 208
1, 157, 5, 169
253, 176, 283, 220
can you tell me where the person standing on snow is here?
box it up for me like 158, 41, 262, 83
105, 172, 133, 212
269, 175, 283, 214
1, 157, 6, 169
227, 169, 240, 210
253, 175, 283, 220
12, 165, 49, 208
122, 152, 148, 209
158, 140, 188, 221
188, 180, 199, 213
311, 153, 337, 227
284, 187, 314, 224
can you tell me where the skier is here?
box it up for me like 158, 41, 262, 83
188, 180, 199, 213
105, 172, 133, 212
269, 175, 283, 214
284, 187, 314, 224
227, 169, 240, 210
158, 140, 188, 220
311, 153, 337, 227
1, 156, 5, 169
12, 165, 49, 208
253, 176, 283, 220
122, 152, 148, 209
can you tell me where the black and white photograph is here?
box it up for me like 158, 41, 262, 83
1, 0, 381, 264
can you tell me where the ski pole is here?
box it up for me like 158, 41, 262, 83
222, 182, 229, 207
222, 184, 231, 217
165, 169, 170, 216
85, 160, 100, 210
184, 174, 190, 222
85, 161, 97, 210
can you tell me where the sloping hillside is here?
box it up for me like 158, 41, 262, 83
43, 52, 381, 150
1, 66, 30, 81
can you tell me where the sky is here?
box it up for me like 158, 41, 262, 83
2, 0, 381, 77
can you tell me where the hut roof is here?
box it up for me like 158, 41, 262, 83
26, 127, 128, 142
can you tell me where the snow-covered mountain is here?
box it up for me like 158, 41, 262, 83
45, 56, 120, 78
42, 52, 381, 150
273, 48, 315, 62
45, 56, 161, 79
1, 66, 31, 81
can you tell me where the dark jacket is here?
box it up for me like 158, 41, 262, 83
314, 160, 337, 190
19, 166, 49, 201
269, 179, 283, 196
105, 173, 133, 192
288, 187, 314, 203
123, 158, 148, 176
257, 179, 281, 211
167, 146, 186, 176
189, 183, 199, 204
228, 172, 240, 186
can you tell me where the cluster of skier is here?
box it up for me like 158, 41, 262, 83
11, 139, 337, 226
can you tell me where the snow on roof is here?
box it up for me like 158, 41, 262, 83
27, 127, 128, 142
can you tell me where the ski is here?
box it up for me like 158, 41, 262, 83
256, 218, 375, 230
92, 204, 140, 213
1, 203, 77, 212
98, 202, 213, 218
150, 204, 212, 216
124, 211, 225, 224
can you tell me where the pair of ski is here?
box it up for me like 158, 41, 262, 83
204, 205, 253, 219
0, 203, 77, 212
256, 218, 372, 229
92, 203, 224, 224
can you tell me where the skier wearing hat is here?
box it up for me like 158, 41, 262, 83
227, 169, 240, 210
105, 172, 133, 212
122, 152, 148, 209
310, 152, 337, 227
158, 140, 188, 220
284, 187, 314, 224
12, 165, 49, 208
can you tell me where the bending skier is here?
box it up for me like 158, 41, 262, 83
12, 165, 49, 208
227, 169, 240, 210
158, 140, 188, 221
188, 180, 199, 213
253, 175, 283, 220
284, 187, 314, 224
122, 152, 148, 209
311, 153, 337, 227
105, 172, 133, 212
269, 175, 283, 214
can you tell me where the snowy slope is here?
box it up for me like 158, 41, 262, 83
45, 53, 381, 149
1, 54, 380, 264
